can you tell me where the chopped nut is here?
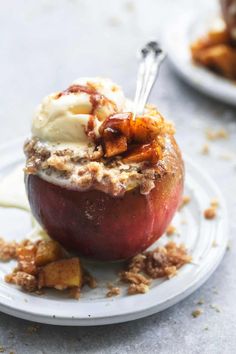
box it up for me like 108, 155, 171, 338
204, 207, 216, 220
179, 195, 191, 210
127, 253, 146, 273
5, 271, 37, 292
128, 283, 149, 295
0, 238, 18, 261
200, 143, 210, 155
192, 309, 203, 318
206, 128, 229, 141
120, 271, 151, 285
27, 324, 40, 334
210, 198, 219, 209
106, 286, 120, 297
166, 225, 176, 236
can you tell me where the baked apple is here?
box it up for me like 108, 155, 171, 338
24, 78, 184, 261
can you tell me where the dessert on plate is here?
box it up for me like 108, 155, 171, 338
24, 77, 184, 261
191, 0, 236, 80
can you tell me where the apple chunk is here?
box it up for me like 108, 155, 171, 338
38, 258, 83, 290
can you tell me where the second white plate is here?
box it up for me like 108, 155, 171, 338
164, 11, 236, 106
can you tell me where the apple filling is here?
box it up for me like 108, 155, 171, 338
24, 106, 175, 197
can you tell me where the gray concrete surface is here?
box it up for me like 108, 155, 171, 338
0, 0, 236, 353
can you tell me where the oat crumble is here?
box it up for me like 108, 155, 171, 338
24, 133, 177, 197
106, 286, 120, 297
205, 128, 229, 141
179, 195, 191, 210
166, 224, 176, 236
120, 241, 191, 295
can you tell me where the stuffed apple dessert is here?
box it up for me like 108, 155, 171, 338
24, 75, 184, 261
191, 0, 236, 80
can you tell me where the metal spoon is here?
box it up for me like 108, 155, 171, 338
133, 41, 166, 118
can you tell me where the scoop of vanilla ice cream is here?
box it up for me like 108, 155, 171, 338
32, 78, 125, 145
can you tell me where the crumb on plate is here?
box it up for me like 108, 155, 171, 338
205, 128, 229, 141
179, 195, 191, 210
200, 143, 210, 155
166, 224, 177, 236
106, 286, 120, 297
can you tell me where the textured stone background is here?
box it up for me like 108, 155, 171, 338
0, 0, 236, 353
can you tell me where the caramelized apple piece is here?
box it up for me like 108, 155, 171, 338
17, 243, 37, 275
100, 112, 164, 144
122, 142, 161, 164
196, 45, 236, 79
104, 135, 127, 157
130, 116, 163, 143
35, 240, 65, 266
191, 28, 230, 57
38, 258, 83, 290
99, 112, 132, 139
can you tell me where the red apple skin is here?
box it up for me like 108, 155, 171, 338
25, 135, 184, 261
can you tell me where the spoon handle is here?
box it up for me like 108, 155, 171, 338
133, 42, 165, 118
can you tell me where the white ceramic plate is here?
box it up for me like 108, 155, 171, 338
0, 139, 228, 326
164, 11, 236, 105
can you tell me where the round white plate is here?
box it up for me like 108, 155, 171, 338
164, 11, 236, 105
0, 139, 228, 326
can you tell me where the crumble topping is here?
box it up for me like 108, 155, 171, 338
204, 199, 219, 220
0, 238, 18, 261
24, 135, 176, 197
106, 286, 120, 297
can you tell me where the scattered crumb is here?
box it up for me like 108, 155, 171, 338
179, 195, 191, 210
180, 219, 187, 225
192, 309, 203, 318
83, 271, 97, 289
107, 17, 122, 27
205, 128, 229, 141
0, 346, 5, 353
212, 240, 218, 247
26, 324, 40, 334
128, 283, 149, 295
106, 286, 120, 298
200, 143, 210, 155
204, 207, 217, 220
69, 287, 81, 300
125, 1, 135, 12
219, 153, 232, 160
166, 225, 176, 236
227, 241, 231, 251
120, 241, 192, 295
210, 198, 219, 209
204, 326, 209, 331
0, 238, 18, 261
212, 287, 219, 295
197, 298, 205, 305
210, 304, 221, 313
